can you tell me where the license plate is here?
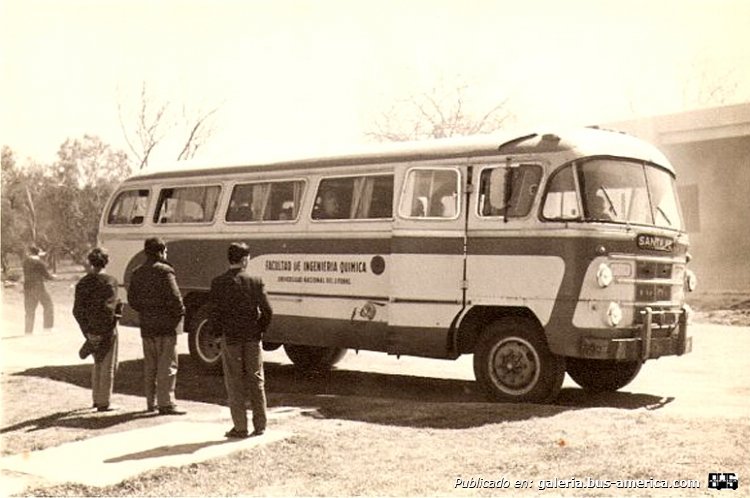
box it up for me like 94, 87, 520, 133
580, 337, 610, 359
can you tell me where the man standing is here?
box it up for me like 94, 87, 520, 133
23, 244, 55, 334
73, 247, 120, 412
209, 242, 272, 438
127, 238, 186, 415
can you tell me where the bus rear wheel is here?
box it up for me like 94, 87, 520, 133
187, 305, 223, 374
473, 318, 564, 403
283, 344, 347, 372
566, 358, 642, 392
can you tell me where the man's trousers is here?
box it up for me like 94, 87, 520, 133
221, 339, 267, 433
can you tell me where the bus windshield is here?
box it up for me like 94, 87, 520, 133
579, 159, 683, 230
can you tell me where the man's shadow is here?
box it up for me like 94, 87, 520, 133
104, 439, 232, 463
0, 408, 159, 434
10, 354, 674, 430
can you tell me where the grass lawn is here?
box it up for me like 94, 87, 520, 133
3, 370, 748, 497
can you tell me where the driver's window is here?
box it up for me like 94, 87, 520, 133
542, 165, 580, 220
478, 164, 542, 217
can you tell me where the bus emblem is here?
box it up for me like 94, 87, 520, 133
637, 234, 674, 252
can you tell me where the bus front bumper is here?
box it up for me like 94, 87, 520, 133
579, 306, 692, 361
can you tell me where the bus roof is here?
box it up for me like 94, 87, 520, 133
125, 127, 674, 183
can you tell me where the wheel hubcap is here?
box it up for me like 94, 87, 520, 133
196, 320, 222, 363
490, 338, 540, 395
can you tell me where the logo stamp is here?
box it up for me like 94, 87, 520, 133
708, 473, 738, 491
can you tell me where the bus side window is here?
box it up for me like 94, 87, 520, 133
352, 175, 393, 219
399, 168, 459, 219
264, 180, 305, 221
107, 189, 150, 225
227, 180, 305, 223
154, 185, 221, 224
226, 184, 256, 222
367, 175, 394, 218
313, 179, 350, 220
312, 175, 392, 221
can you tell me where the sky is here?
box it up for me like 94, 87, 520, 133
2, 0, 749, 168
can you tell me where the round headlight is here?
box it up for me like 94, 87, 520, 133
607, 301, 622, 327
596, 263, 613, 288
686, 269, 697, 292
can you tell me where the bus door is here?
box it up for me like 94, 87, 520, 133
465, 161, 564, 327
388, 164, 468, 358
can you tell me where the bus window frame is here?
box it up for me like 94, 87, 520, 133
398, 166, 462, 221
311, 172, 395, 222
105, 186, 152, 227
152, 183, 223, 226
225, 177, 308, 224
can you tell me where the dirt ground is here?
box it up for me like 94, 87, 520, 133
688, 293, 750, 327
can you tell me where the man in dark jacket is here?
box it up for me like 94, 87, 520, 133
209, 242, 272, 438
23, 244, 55, 334
73, 247, 120, 412
127, 238, 186, 415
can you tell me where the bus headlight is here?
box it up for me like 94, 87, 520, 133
596, 263, 613, 288
607, 302, 622, 327
686, 269, 697, 292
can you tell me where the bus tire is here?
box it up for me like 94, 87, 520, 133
566, 358, 642, 392
473, 318, 564, 403
283, 344, 347, 372
187, 305, 223, 374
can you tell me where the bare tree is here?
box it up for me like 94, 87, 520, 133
367, 83, 513, 142
681, 63, 741, 109
626, 54, 744, 117
118, 82, 169, 169
176, 104, 219, 161
119, 82, 220, 169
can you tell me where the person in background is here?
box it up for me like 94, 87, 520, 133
73, 247, 120, 412
588, 192, 615, 221
315, 190, 342, 219
22, 244, 56, 334
209, 242, 272, 438
127, 237, 186, 415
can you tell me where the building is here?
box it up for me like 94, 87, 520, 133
606, 103, 750, 293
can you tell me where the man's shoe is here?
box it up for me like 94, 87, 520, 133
158, 406, 187, 416
224, 428, 250, 439
97, 405, 117, 412
250, 429, 265, 437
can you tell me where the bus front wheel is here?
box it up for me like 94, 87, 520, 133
566, 358, 642, 392
473, 318, 564, 403
283, 344, 347, 372
187, 306, 223, 374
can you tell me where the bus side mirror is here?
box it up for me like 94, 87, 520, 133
489, 168, 507, 211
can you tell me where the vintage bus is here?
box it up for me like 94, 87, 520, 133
100, 127, 695, 403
